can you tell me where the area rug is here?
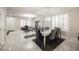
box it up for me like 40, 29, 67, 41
33, 38, 65, 51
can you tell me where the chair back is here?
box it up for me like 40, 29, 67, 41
55, 27, 61, 38
36, 30, 43, 40
48, 27, 61, 40
48, 29, 57, 40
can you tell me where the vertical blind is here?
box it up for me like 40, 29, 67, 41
20, 19, 26, 27
20, 13, 69, 32
52, 13, 69, 31
20, 19, 32, 27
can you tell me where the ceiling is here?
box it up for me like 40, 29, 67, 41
7, 7, 76, 17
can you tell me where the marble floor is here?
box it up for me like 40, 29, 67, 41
1, 30, 79, 51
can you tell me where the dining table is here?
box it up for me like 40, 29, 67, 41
41, 30, 51, 47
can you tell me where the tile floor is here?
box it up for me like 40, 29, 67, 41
1, 30, 79, 51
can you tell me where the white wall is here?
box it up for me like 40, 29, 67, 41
0, 8, 6, 47
68, 8, 79, 37
6, 16, 20, 31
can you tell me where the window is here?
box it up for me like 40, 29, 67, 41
52, 13, 69, 31
20, 19, 26, 27
55, 16, 59, 27
45, 17, 51, 27
20, 18, 32, 27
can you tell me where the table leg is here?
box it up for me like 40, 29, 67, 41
44, 36, 46, 47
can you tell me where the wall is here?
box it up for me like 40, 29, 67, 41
0, 8, 6, 47
6, 16, 20, 31
68, 8, 79, 37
